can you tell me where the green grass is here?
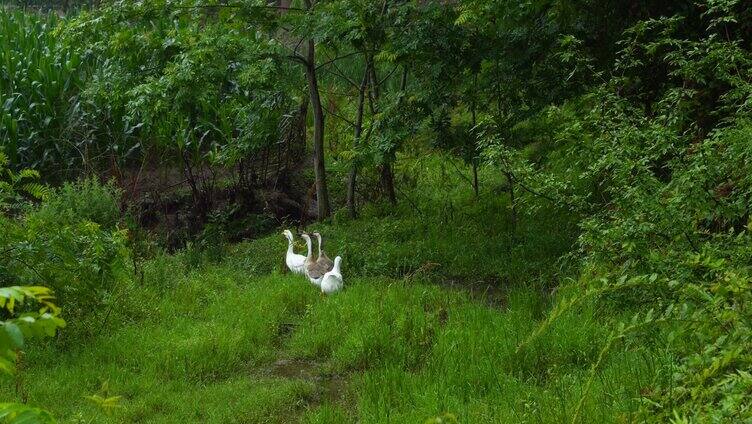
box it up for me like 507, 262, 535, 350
0, 156, 673, 422
1, 253, 669, 423
2, 271, 669, 423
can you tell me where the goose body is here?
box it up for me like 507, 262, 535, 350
283, 230, 306, 274
313, 232, 334, 272
301, 233, 326, 287
320, 256, 343, 294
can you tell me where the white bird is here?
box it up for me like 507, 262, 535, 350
313, 232, 334, 272
283, 230, 306, 274
301, 233, 326, 287
320, 256, 343, 294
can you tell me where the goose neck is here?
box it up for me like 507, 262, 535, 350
304, 237, 313, 258
286, 238, 294, 255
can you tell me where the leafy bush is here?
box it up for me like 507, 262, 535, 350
9, 217, 130, 325
491, 3, 752, 421
0, 157, 66, 423
1, 169, 130, 337
29, 178, 122, 230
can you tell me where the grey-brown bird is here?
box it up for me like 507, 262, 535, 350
313, 232, 334, 273
301, 233, 327, 287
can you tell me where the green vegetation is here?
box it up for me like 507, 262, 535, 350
2, 0, 752, 422
0, 10, 84, 179
0, 154, 65, 423
0, 172, 671, 422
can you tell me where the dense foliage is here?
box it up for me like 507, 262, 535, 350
2, 152, 130, 338
0, 10, 85, 180
565, 5, 752, 419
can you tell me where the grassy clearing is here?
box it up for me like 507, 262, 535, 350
0, 159, 672, 422
3, 270, 670, 423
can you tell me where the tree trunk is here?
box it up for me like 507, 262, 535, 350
304, 36, 331, 219
504, 171, 517, 233
472, 161, 479, 197
400, 66, 408, 94
376, 66, 407, 206
381, 164, 397, 205
346, 168, 358, 218
471, 90, 479, 197
369, 64, 380, 102
347, 60, 370, 219
181, 149, 207, 233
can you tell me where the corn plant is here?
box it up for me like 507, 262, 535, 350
0, 9, 82, 177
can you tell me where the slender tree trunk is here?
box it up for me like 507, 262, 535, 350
347, 60, 370, 219
376, 66, 408, 206
295, 95, 308, 159
346, 168, 358, 219
381, 164, 397, 204
400, 66, 408, 94
504, 171, 517, 233
181, 148, 207, 232
472, 161, 479, 197
304, 34, 331, 219
369, 64, 380, 102
471, 88, 479, 197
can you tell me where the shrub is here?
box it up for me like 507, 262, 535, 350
29, 178, 122, 230
0, 285, 64, 423
502, 5, 752, 420
1, 173, 130, 337
0, 155, 67, 423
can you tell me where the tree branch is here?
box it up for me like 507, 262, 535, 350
326, 63, 360, 89
507, 171, 576, 209
316, 51, 366, 71
447, 156, 475, 188
377, 64, 400, 87
286, 54, 309, 66
323, 105, 356, 128
291, 36, 306, 57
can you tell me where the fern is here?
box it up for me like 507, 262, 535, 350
0, 148, 48, 207
20, 183, 50, 201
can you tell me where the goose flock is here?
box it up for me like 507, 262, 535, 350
283, 229, 343, 294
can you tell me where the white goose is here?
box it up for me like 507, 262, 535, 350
320, 256, 343, 294
301, 233, 326, 287
283, 230, 306, 274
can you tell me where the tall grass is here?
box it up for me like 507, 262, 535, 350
0, 265, 670, 423
0, 9, 83, 175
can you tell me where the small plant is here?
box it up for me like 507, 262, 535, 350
0, 286, 65, 423
0, 150, 49, 213
31, 178, 122, 230
84, 381, 123, 416
424, 413, 458, 424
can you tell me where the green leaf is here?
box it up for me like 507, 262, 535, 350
2, 323, 24, 349
0, 403, 56, 424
